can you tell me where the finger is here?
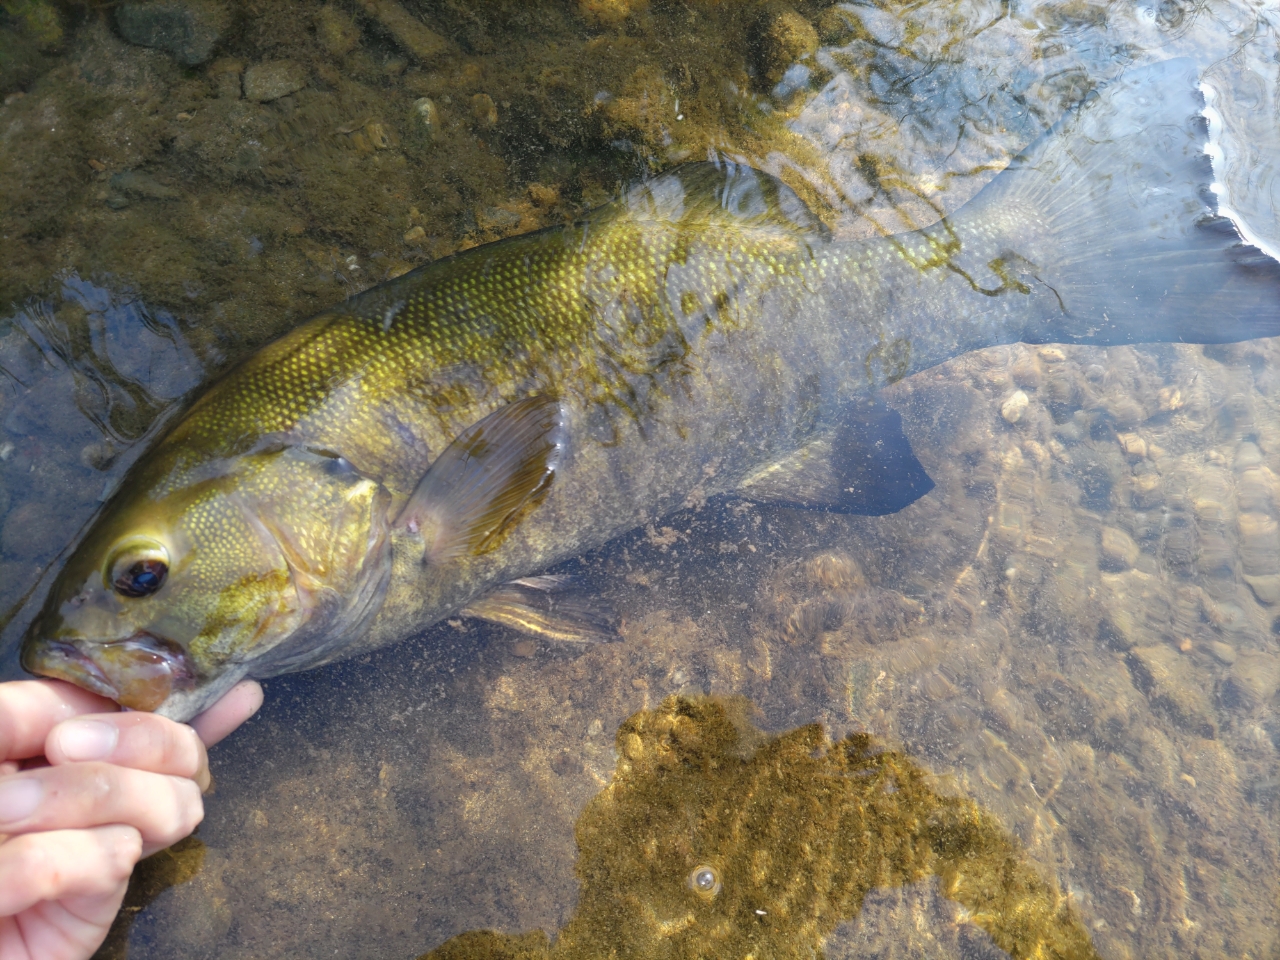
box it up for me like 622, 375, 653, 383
0, 681, 117, 763
0, 764, 202, 851
190, 680, 264, 747
0, 825, 140, 917
45, 712, 209, 790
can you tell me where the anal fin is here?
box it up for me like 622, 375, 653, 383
463, 575, 620, 644
738, 397, 934, 516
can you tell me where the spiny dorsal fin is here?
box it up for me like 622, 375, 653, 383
599, 160, 830, 243
395, 396, 565, 562
738, 397, 934, 516
463, 575, 619, 644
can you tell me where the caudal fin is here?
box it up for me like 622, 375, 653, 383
960, 58, 1280, 346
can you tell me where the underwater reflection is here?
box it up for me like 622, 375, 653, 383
0, 275, 200, 652
420, 696, 1099, 960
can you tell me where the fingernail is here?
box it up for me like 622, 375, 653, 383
0, 778, 42, 824
55, 719, 120, 761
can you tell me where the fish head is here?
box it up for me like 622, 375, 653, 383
21, 445, 393, 718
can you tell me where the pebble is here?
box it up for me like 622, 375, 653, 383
207, 56, 243, 99
754, 5, 819, 85
80, 440, 117, 471
1116, 432, 1147, 459
471, 93, 498, 127
1130, 470, 1162, 509
1157, 386, 1184, 411
243, 60, 309, 102
1206, 640, 1238, 666
578, 0, 650, 27
403, 225, 426, 243
316, 4, 362, 58
114, 0, 230, 66
1100, 526, 1139, 571
816, 6, 859, 43
1001, 390, 1029, 423
354, 0, 449, 63
1224, 651, 1280, 710
527, 183, 559, 208
413, 96, 439, 138
110, 170, 181, 201
1127, 645, 1216, 736
364, 121, 392, 149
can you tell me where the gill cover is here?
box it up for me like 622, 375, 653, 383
22, 444, 393, 721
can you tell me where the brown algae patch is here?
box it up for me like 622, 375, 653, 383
418, 695, 1100, 960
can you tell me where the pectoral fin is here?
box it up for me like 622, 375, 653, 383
463, 575, 620, 643
738, 397, 934, 516
396, 396, 565, 562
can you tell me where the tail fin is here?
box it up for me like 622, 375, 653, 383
959, 58, 1280, 346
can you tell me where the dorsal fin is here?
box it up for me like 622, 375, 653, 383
597, 160, 831, 242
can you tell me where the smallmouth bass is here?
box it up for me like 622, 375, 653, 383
21, 60, 1280, 719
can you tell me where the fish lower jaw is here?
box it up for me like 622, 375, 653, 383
23, 639, 121, 701
22, 633, 198, 712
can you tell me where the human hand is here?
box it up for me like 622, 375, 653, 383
0, 677, 262, 960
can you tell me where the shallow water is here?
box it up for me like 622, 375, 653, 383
1, 1, 1278, 958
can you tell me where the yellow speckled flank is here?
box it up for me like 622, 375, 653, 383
29, 158, 1048, 720
155, 169, 836, 501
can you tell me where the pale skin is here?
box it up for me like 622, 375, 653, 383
0, 677, 263, 960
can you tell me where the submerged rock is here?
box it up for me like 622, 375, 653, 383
752, 4, 819, 86
315, 4, 362, 59
242, 59, 308, 102
1127, 645, 1216, 737
109, 169, 181, 201
3, 0, 63, 50
1100, 526, 1139, 571
114, 1, 230, 66
354, 0, 450, 63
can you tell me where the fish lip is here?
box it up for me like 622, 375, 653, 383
22, 632, 198, 711
22, 637, 121, 700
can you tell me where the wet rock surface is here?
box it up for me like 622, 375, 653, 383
241, 58, 308, 102
114, 1, 231, 66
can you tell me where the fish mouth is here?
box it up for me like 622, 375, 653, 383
22, 633, 197, 712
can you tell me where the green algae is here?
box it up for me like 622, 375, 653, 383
1, 0, 62, 50
420, 696, 1099, 960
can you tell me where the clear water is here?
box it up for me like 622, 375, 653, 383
1, 1, 1278, 957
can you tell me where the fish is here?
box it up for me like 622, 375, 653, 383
20, 58, 1280, 720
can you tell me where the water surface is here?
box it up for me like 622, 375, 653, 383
1, 1, 1278, 957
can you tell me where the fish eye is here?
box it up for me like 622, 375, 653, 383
106, 538, 170, 598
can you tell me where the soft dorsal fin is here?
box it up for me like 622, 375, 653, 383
597, 160, 831, 243
395, 396, 565, 562
738, 397, 934, 516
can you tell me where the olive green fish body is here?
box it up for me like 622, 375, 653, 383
21, 60, 1280, 719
